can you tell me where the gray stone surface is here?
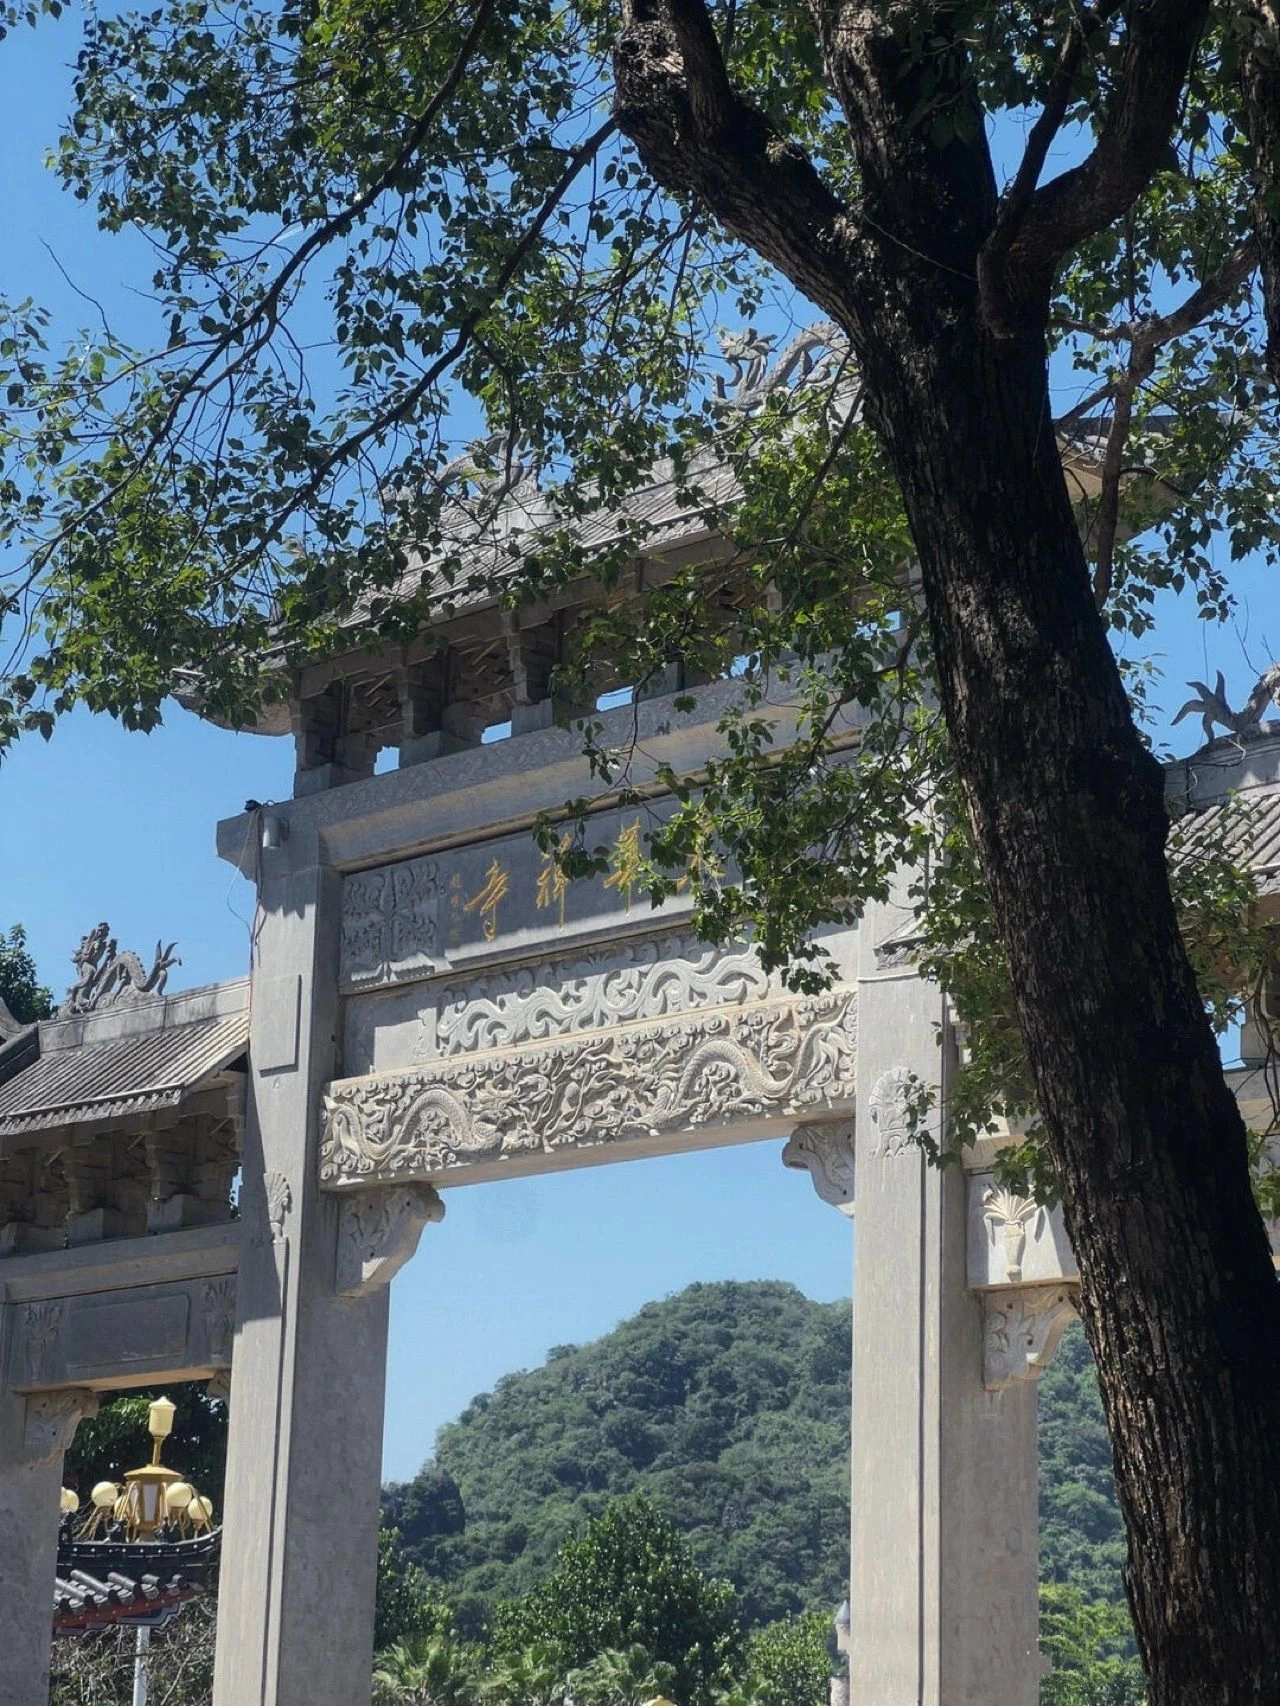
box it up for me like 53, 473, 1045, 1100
0, 1343, 95, 1706
849, 892, 1040, 1705
213, 835, 399, 1706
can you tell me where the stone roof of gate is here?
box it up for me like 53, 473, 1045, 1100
0, 979, 248, 1139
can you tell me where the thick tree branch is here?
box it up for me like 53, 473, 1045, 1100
1241, 0, 1280, 385
986, 0, 1127, 265
981, 0, 1212, 333
1080, 237, 1258, 601
613, 0, 859, 327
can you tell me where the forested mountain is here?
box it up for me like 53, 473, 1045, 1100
383, 1281, 1123, 1636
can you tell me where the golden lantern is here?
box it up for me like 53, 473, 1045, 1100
120, 1396, 183, 1540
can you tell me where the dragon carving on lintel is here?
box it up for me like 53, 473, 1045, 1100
59, 923, 181, 1018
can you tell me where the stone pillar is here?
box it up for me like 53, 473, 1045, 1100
213, 829, 441, 1706
0, 1366, 96, 1706
848, 901, 1040, 1706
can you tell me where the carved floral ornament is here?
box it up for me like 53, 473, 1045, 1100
867, 1067, 918, 1160
321, 990, 857, 1186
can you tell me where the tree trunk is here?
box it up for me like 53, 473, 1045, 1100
612, 7, 1280, 1697
854, 287, 1280, 1706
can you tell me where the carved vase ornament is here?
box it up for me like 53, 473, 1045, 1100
982, 1187, 1045, 1283
867, 1067, 917, 1160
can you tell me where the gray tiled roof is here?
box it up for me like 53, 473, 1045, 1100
1171, 787, 1280, 892
0, 1012, 248, 1137
53, 1568, 201, 1635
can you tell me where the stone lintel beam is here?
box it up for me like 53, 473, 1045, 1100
335, 1184, 444, 1297
6, 1270, 237, 1394
320, 989, 857, 1191
782, 1119, 855, 1216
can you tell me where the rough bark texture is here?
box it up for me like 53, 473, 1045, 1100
614, 2, 1280, 1699
1242, 0, 1280, 386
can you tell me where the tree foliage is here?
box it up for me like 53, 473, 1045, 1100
6, 1, 1280, 1684
385, 1282, 851, 1634
386, 1281, 1127, 1641
493, 1493, 739, 1706
0, 923, 53, 1025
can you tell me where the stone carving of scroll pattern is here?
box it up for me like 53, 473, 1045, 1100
336, 1184, 445, 1296
24, 1389, 98, 1465
782, 1120, 855, 1214
420, 933, 772, 1060
983, 1286, 1079, 1392
341, 856, 440, 989
322, 990, 857, 1185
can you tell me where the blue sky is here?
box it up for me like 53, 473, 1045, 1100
1, 15, 1276, 1482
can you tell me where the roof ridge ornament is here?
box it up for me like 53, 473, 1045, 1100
713, 321, 852, 411
59, 923, 181, 1018
1173, 661, 1280, 745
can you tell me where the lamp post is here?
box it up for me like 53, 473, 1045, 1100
121, 1397, 182, 1539
55, 1391, 219, 1694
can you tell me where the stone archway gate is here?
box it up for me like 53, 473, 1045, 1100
3, 671, 1277, 1706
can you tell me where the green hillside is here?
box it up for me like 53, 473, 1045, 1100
384, 1281, 1124, 1637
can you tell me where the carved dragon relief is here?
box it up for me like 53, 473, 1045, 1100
714, 324, 853, 411
59, 923, 180, 1017
321, 989, 857, 1186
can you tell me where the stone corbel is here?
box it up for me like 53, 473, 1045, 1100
982, 1286, 1078, 1392
335, 1184, 445, 1297
24, 1388, 99, 1466
782, 1121, 855, 1216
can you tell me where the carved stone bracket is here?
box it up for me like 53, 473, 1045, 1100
23, 1388, 99, 1466
782, 1120, 855, 1216
335, 1184, 445, 1297
982, 1286, 1079, 1392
